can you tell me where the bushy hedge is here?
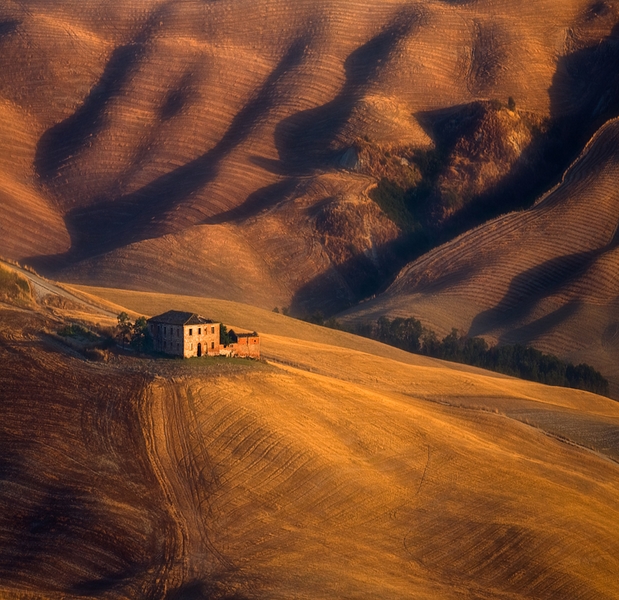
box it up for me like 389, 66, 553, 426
58, 323, 99, 341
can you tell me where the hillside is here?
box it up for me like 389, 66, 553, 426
1, 1, 619, 315
0, 283, 618, 599
4, 3, 619, 596
342, 116, 619, 397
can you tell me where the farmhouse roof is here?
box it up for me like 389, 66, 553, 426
148, 310, 213, 326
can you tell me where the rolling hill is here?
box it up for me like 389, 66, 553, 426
1, 0, 619, 315
342, 116, 619, 397
0, 280, 618, 599
2, 3, 619, 597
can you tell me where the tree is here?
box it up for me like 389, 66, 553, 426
508, 96, 516, 111
130, 316, 149, 353
116, 312, 132, 348
220, 324, 232, 346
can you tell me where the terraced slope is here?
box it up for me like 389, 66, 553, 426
2, 0, 619, 314
2, 287, 618, 599
341, 117, 619, 396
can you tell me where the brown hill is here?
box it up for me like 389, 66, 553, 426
341, 117, 619, 396
2, 0, 619, 317
1, 286, 619, 599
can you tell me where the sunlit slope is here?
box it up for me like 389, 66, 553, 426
3, 0, 619, 311
2, 289, 619, 598
118, 287, 619, 599
78, 280, 619, 455
155, 367, 619, 600
342, 117, 619, 395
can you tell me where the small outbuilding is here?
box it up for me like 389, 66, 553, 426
228, 329, 261, 359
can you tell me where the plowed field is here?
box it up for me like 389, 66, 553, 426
3, 285, 615, 598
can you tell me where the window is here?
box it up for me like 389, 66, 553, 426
177, 328, 180, 337
211, 326, 215, 334
177, 343, 180, 351
189, 328, 193, 336
198, 328, 201, 335
164, 326, 166, 335
211, 341, 215, 349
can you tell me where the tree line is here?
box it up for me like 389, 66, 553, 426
305, 313, 610, 397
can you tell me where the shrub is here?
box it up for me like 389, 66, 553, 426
83, 348, 108, 362
58, 323, 98, 341
0, 265, 31, 304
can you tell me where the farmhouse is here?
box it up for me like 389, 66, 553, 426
147, 310, 260, 359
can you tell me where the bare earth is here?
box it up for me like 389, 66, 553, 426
1, 281, 617, 599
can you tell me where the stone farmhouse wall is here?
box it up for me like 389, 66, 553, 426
149, 320, 221, 358
150, 322, 185, 357
183, 322, 220, 358
148, 311, 260, 360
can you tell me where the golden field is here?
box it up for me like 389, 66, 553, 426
1, 1, 619, 595
1, 278, 617, 599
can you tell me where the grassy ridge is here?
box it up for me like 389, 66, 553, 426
0, 264, 32, 305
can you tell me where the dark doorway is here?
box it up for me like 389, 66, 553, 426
197, 343, 202, 358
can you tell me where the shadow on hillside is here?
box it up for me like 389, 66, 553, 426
0, 19, 20, 38
289, 236, 410, 317
30, 37, 310, 273
203, 178, 299, 225
71, 566, 144, 595
166, 580, 254, 600
412, 18, 619, 247
29, 14, 619, 321
34, 4, 174, 182
330, 20, 619, 317
29, 10, 426, 275
35, 42, 147, 181
497, 301, 583, 347
469, 250, 598, 340
0, 484, 91, 577
272, 7, 425, 173
290, 19, 619, 316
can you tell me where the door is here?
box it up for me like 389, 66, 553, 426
197, 343, 202, 357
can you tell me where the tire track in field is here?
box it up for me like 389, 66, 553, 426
139, 378, 241, 597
